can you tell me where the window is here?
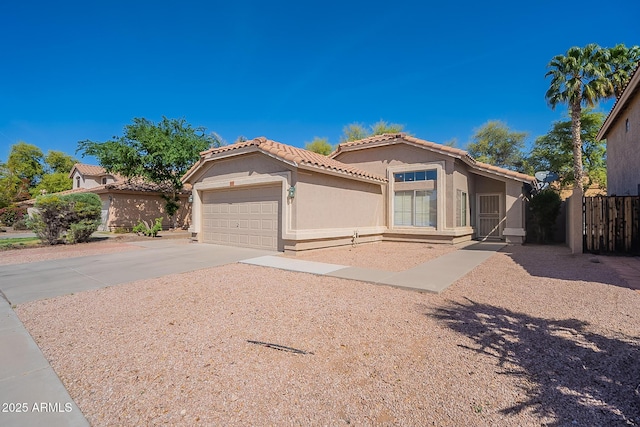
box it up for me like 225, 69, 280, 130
102, 177, 107, 185
626, 118, 630, 132
394, 190, 437, 227
393, 168, 438, 228
394, 170, 437, 182
75, 176, 80, 189
456, 190, 467, 227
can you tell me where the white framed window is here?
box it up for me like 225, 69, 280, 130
456, 190, 467, 227
394, 190, 437, 227
75, 176, 81, 189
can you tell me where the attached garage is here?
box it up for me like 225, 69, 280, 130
201, 185, 281, 251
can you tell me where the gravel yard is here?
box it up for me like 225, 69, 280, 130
14, 243, 640, 426
0, 240, 141, 266
283, 241, 458, 271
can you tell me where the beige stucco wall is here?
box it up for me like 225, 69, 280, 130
198, 153, 293, 183
335, 144, 452, 176
72, 171, 117, 189
336, 144, 475, 240
104, 192, 191, 230
294, 172, 384, 230
606, 90, 640, 196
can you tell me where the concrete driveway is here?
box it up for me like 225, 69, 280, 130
0, 240, 275, 427
1, 240, 275, 305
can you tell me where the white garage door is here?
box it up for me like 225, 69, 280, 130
201, 185, 280, 251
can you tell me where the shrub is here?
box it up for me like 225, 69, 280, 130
0, 206, 27, 227
27, 195, 69, 245
529, 189, 562, 244
27, 193, 101, 245
132, 217, 163, 237
65, 193, 101, 243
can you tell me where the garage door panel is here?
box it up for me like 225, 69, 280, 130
201, 186, 280, 251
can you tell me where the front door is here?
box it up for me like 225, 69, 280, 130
477, 193, 502, 240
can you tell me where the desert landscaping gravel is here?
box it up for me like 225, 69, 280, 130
283, 241, 458, 271
0, 241, 141, 266
14, 243, 640, 426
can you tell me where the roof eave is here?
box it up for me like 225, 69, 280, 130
597, 62, 640, 141
297, 163, 387, 184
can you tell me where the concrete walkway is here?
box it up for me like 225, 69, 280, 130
242, 241, 506, 294
0, 239, 504, 426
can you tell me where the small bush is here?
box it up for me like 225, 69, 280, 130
132, 217, 163, 237
0, 206, 27, 227
13, 218, 28, 230
27, 193, 101, 245
65, 193, 101, 243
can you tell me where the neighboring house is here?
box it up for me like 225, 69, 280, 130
597, 62, 640, 196
69, 163, 120, 189
182, 134, 534, 252
22, 164, 192, 231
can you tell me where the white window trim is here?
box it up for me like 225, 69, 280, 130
388, 162, 444, 231
456, 189, 468, 227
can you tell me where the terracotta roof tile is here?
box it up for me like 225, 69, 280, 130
332, 133, 535, 183
71, 163, 107, 176
197, 137, 387, 183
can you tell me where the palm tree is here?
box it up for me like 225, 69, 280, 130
545, 44, 612, 191
607, 44, 640, 98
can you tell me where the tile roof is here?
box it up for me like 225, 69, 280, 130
331, 133, 535, 183
192, 137, 387, 183
70, 163, 108, 177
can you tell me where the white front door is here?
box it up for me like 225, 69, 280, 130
477, 193, 502, 239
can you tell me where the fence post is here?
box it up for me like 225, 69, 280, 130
566, 187, 584, 254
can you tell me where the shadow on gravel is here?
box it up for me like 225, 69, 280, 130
501, 244, 630, 289
430, 298, 640, 426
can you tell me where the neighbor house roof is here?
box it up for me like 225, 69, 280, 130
597, 61, 640, 141
19, 175, 190, 206
331, 133, 535, 183
69, 163, 109, 178
183, 137, 387, 183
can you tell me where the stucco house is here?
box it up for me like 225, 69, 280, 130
597, 62, 640, 196
22, 164, 191, 231
182, 134, 534, 252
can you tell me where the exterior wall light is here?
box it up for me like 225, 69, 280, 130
287, 186, 296, 199
188, 194, 194, 203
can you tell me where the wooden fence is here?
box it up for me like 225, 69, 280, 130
583, 196, 640, 254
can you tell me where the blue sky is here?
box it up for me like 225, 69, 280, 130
1, 0, 638, 164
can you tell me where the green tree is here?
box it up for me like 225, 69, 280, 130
340, 120, 406, 142
607, 44, 640, 98
305, 137, 334, 155
77, 117, 222, 225
6, 142, 45, 188
466, 121, 527, 171
0, 162, 16, 208
30, 173, 74, 197
370, 120, 405, 135
340, 123, 370, 142
528, 189, 562, 243
545, 44, 613, 191
45, 150, 77, 174
528, 109, 606, 188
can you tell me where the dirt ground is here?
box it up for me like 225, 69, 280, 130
13, 242, 640, 426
